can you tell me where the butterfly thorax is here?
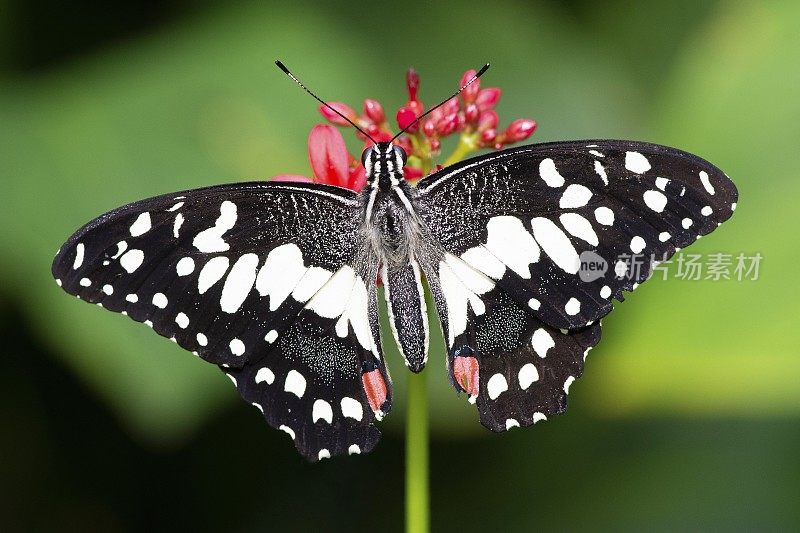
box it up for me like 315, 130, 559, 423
359, 142, 430, 371
361, 143, 421, 270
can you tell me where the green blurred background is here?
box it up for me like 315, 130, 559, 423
1, 0, 798, 530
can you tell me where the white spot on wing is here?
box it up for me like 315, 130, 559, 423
564, 376, 575, 394
255, 367, 275, 385
192, 201, 237, 253
539, 158, 565, 187
307, 266, 356, 319
600, 285, 611, 299
518, 363, 539, 390
659, 231, 671, 242
461, 246, 506, 279
279, 425, 295, 440
79, 278, 91, 287
173, 213, 184, 238
125, 293, 138, 303
625, 151, 651, 173
630, 236, 646, 254
229, 338, 245, 356
655, 177, 669, 190
256, 243, 310, 310
198, 256, 230, 294
530, 217, 580, 274
528, 298, 540, 310
559, 184, 593, 209
533, 413, 547, 423
152, 293, 168, 308
348, 444, 361, 455
559, 213, 598, 246
220, 253, 259, 313
196, 333, 208, 346
506, 419, 520, 430
487, 373, 508, 400
102, 284, 113, 295
701, 205, 713, 216
565, 297, 581, 316
284, 370, 306, 398
120, 249, 144, 273
264, 329, 278, 343
341, 397, 363, 421
593, 160, 608, 185
643, 190, 668, 213
699, 171, 715, 195
129, 212, 151, 237
176, 257, 195, 276
312, 399, 333, 424
483, 216, 539, 279
318, 449, 331, 460
682, 218, 693, 229
594, 206, 614, 226
175, 312, 189, 328
531, 328, 555, 358
73, 243, 85, 270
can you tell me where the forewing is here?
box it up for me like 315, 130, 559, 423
52, 181, 391, 460
417, 140, 738, 330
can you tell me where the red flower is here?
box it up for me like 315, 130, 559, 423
277, 65, 538, 186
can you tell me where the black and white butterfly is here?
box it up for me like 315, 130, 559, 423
52, 66, 737, 461
52, 138, 737, 460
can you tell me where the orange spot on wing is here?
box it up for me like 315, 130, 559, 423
453, 356, 479, 397
361, 369, 388, 413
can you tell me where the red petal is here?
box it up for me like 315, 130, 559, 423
318, 102, 358, 126
308, 124, 350, 187
271, 174, 314, 183
348, 165, 367, 192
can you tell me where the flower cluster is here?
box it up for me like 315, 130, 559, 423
273, 67, 537, 192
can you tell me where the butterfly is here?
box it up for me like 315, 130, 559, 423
52, 65, 738, 461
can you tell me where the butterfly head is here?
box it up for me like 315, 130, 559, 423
362, 143, 407, 184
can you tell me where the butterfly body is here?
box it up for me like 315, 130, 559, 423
53, 139, 737, 461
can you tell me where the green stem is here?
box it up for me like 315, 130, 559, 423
443, 132, 479, 167
406, 370, 429, 533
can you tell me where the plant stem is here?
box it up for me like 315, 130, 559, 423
406, 369, 429, 533
443, 132, 478, 167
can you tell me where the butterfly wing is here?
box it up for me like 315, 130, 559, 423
415, 140, 736, 428
52, 182, 391, 461
417, 140, 738, 330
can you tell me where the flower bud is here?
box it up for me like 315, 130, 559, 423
363, 99, 385, 124
435, 112, 459, 136
318, 102, 358, 126
480, 128, 496, 145
464, 103, 479, 124
478, 110, 498, 132
406, 67, 420, 101
475, 88, 501, 111
396, 106, 420, 133
459, 69, 480, 104
422, 120, 436, 137
503, 118, 537, 142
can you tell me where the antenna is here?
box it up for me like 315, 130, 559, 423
275, 60, 378, 144
390, 63, 490, 143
